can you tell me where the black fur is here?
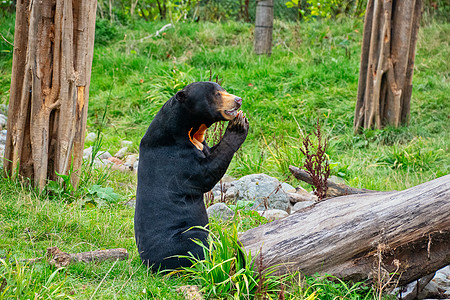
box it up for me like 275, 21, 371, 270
134, 81, 249, 270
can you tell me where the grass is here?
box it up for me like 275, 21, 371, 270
0, 12, 449, 299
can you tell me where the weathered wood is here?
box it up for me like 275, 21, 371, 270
240, 175, 450, 286
289, 165, 377, 197
4, 0, 97, 191
254, 0, 273, 55
354, 0, 423, 132
46, 247, 129, 268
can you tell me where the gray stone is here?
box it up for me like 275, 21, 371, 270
281, 182, 296, 193
85, 132, 97, 142
221, 174, 236, 183
422, 265, 450, 298
394, 266, 450, 300
121, 140, 133, 147
133, 160, 139, 172
0, 130, 6, 145
329, 175, 345, 184
114, 147, 128, 159
287, 191, 318, 203
98, 151, 112, 160
258, 209, 289, 221
234, 174, 290, 212
125, 154, 138, 167
0, 144, 5, 159
0, 104, 7, 115
292, 201, 315, 212
207, 203, 234, 221
394, 273, 435, 300
0, 114, 7, 129
83, 146, 93, 160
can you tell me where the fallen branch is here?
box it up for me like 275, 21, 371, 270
289, 165, 378, 197
46, 247, 129, 268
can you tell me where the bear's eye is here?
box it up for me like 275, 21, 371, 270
215, 92, 221, 97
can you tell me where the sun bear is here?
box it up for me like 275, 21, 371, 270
134, 81, 249, 270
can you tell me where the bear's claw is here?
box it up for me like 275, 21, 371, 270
228, 110, 249, 133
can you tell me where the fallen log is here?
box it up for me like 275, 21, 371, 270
240, 175, 450, 286
289, 165, 377, 197
46, 247, 129, 268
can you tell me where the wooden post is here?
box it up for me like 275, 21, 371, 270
254, 0, 274, 55
354, 0, 422, 133
3, 0, 97, 191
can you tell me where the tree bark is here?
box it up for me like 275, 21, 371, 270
254, 0, 273, 55
4, 0, 97, 191
354, 0, 422, 133
240, 175, 450, 286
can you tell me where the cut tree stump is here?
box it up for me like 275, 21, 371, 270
240, 175, 450, 286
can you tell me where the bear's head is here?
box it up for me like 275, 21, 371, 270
175, 81, 242, 125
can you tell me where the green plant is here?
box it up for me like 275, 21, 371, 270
0, 257, 68, 299
376, 139, 445, 171
80, 184, 120, 208
172, 222, 288, 299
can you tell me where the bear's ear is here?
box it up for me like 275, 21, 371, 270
175, 90, 186, 103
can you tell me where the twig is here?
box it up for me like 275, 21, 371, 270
0, 32, 14, 46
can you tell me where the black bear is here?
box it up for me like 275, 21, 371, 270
134, 81, 249, 270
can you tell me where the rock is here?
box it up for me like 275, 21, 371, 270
258, 209, 289, 221
176, 285, 203, 300
121, 140, 133, 147
85, 132, 97, 142
0, 114, 7, 129
0, 104, 7, 115
287, 191, 318, 203
394, 273, 435, 300
234, 174, 290, 212
292, 201, 315, 212
114, 147, 128, 159
420, 265, 450, 299
83, 146, 93, 160
98, 151, 112, 160
0, 130, 6, 145
395, 266, 450, 300
124, 154, 138, 167
101, 158, 113, 166
207, 203, 234, 221
133, 160, 139, 172
122, 154, 139, 171
224, 186, 236, 202
281, 182, 296, 193
328, 175, 345, 184
221, 174, 236, 183
0, 144, 5, 159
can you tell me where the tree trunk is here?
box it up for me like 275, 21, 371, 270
354, 0, 422, 133
254, 0, 273, 55
3, 0, 97, 191
240, 175, 450, 286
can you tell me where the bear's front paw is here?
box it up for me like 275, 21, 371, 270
227, 111, 249, 134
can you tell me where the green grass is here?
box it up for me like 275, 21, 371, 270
0, 13, 449, 299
